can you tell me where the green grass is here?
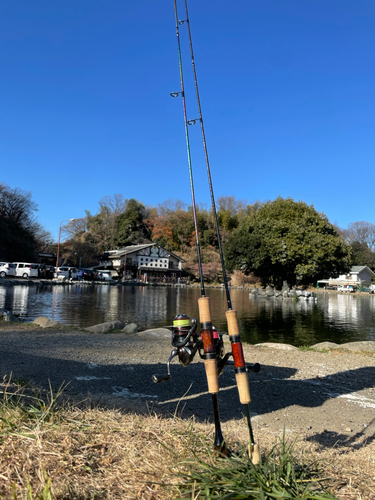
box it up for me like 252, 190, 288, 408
297, 346, 314, 352
12, 473, 53, 500
0, 375, 66, 435
171, 434, 339, 499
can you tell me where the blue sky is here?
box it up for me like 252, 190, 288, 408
1, 0, 374, 240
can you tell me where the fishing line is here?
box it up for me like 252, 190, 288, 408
178, 0, 260, 462
172, 0, 205, 298
181, 0, 232, 311
172, 0, 226, 454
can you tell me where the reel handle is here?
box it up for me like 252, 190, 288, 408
249, 362, 260, 373
226, 360, 261, 373
152, 374, 172, 384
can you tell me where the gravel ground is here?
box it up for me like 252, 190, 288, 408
1, 321, 375, 448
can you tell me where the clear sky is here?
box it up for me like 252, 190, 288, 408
1, 0, 374, 240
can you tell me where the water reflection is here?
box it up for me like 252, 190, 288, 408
324, 294, 375, 340
0, 287, 6, 310
13, 287, 30, 317
1, 284, 375, 346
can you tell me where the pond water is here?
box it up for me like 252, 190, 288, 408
1, 284, 375, 346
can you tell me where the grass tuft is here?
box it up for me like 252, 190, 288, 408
0, 374, 67, 433
171, 433, 339, 499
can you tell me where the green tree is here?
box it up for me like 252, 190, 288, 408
114, 199, 151, 246
61, 194, 128, 258
224, 197, 352, 288
350, 241, 375, 269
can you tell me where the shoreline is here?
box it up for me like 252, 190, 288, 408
1, 277, 374, 297
1, 322, 375, 498
1, 321, 374, 430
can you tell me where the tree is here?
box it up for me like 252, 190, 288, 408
59, 239, 99, 268
114, 199, 151, 246
224, 197, 352, 288
342, 221, 375, 251
350, 241, 375, 269
0, 183, 51, 261
150, 199, 197, 251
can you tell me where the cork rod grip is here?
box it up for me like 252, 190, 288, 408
235, 372, 251, 404
198, 297, 212, 324
249, 443, 260, 464
226, 309, 239, 336
204, 359, 219, 393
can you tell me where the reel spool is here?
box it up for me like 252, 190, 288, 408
171, 314, 197, 348
152, 313, 199, 382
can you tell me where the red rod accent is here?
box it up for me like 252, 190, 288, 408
231, 343, 246, 367
201, 330, 215, 353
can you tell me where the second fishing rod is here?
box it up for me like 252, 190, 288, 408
174, 0, 260, 463
172, 0, 226, 455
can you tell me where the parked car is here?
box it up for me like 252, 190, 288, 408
46, 266, 55, 279
13, 262, 39, 278
337, 285, 355, 293
0, 262, 16, 278
97, 270, 119, 281
83, 270, 96, 281
56, 266, 78, 280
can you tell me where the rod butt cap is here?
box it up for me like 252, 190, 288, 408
248, 443, 260, 464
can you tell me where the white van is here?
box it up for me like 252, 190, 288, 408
13, 262, 39, 278
0, 262, 17, 278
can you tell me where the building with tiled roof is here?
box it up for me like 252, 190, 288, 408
99, 243, 186, 283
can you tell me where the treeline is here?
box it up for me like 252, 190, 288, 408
61, 194, 375, 286
62, 194, 257, 252
60, 195, 260, 282
2, 184, 375, 286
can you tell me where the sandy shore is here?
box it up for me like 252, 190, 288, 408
1, 322, 374, 438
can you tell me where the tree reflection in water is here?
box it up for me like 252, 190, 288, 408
1, 285, 375, 346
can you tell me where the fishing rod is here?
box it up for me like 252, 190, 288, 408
152, 0, 260, 460
179, 0, 260, 463
152, 0, 227, 455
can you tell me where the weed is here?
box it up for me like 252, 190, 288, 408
0, 374, 67, 434
171, 433, 338, 499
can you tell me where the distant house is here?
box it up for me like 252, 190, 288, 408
317, 266, 375, 288
99, 243, 186, 282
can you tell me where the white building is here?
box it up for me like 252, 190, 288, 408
99, 243, 186, 282
317, 265, 375, 289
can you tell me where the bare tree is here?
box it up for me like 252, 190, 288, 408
216, 195, 246, 215
0, 183, 50, 261
0, 182, 37, 226
63, 218, 88, 240
342, 221, 375, 252
99, 193, 127, 216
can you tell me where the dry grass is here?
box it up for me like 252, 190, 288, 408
1, 378, 374, 500
0, 377, 213, 499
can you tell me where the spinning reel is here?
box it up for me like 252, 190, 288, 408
152, 313, 260, 384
